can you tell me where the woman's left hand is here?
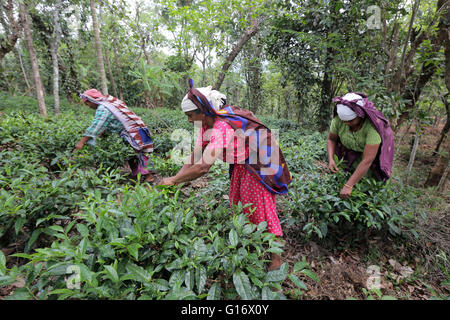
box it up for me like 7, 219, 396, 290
159, 177, 176, 186
339, 184, 353, 200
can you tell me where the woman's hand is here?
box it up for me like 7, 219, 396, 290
159, 177, 176, 186
73, 142, 84, 151
73, 136, 91, 152
328, 159, 339, 173
339, 184, 353, 200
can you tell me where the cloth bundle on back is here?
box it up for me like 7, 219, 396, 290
184, 79, 293, 195
332, 92, 394, 181
78, 89, 154, 178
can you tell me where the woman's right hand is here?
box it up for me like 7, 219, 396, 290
328, 159, 339, 173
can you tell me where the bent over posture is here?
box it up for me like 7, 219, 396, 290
159, 80, 292, 270
327, 92, 394, 199
75, 89, 155, 182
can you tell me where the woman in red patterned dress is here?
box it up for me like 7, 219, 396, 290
159, 82, 292, 271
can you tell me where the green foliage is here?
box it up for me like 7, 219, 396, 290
129, 60, 182, 108
4, 184, 289, 300
287, 158, 421, 239
0, 93, 426, 300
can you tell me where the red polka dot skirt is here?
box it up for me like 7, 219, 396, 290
229, 164, 283, 237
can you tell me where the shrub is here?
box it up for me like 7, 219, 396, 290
4, 184, 291, 300
286, 160, 422, 239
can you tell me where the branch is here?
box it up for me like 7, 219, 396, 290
213, 17, 263, 91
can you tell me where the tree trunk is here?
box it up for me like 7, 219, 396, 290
112, 32, 123, 100
425, 0, 450, 187
425, 135, 449, 187
0, 0, 24, 61
50, 0, 62, 114
319, 44, 334, 132
14, 45, 31, 92
20, 3, 46, 117
90, 0, 108, 95
435, 96, 449, 154
214, 17, 262, 91
244, 37, 262, 114
392, 0, 447, 129
395, 60, 440, 129
104, 49, 118, 98
407, 130, 420, 173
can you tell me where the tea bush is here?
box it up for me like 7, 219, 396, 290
286, 161, 423, 239
0, 93, 420, 300
3, 184, 293, 300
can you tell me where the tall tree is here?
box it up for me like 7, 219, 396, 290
50, 0, 62, 114
90, 0, 108, 95
384, 0, 448, 129
0, 0, 24, 61
214, 14, 262, 91
425, 0, 450, 188
19, 2, 46, 117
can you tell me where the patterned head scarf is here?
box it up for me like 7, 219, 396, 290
181, 79, 227, 116
80, 89, 105, 104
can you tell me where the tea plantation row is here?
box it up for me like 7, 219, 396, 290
0, 94, 421, 299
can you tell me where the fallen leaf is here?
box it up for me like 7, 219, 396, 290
399, 266, 414, 278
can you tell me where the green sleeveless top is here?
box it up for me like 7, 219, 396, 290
330, 117, 381, 152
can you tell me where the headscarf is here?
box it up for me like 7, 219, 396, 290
332, 92, 395, 181
181, 86, 226, 113
80, 88, 104, 102
183, 79, 292, 195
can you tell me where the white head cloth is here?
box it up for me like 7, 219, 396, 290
181, 86, 227, 113
336, 93, 364, 121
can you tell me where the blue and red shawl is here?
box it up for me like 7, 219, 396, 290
186, 79, 292, 195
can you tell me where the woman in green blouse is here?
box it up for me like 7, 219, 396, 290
327, 93, 382, 200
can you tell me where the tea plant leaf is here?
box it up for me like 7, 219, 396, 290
229, 229, 239, 248
25, 229, 42, 253
14, 217, 25, 235
301, 269, 320, 282
195, 265, 207, 294
261, 286, 274, 300
265, 263, 288, 282
185, 269, 195, 291
0, 251, 6, 275
152, 278, 170, 291
293, 261, 309, 272
76, 223, 89, 238
288, 274, 308, 290
127, 243, 142, 261
104, 265, 119, 283
165, 286, 197, 300
126, 262, 152, 284
206, 283, 222, 300
233, 270, 254, 300
169, 270, 186, 288
266, 247, 283, 255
